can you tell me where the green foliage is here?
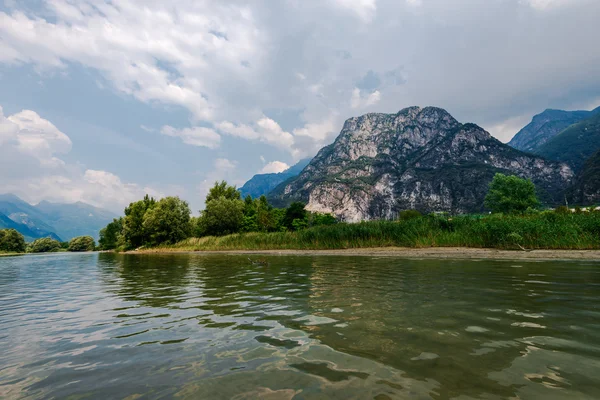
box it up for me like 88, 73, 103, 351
165, 211, 600, 251
484, 173, 540, 214
98, 218, 123, 250
199, 197, 245, 236
68, 236, 96, 252
0, 229, 26, 253
142, 197, 192, 246
283, 202, 308, 230
206, 180, 241, 202
554, 206, 570, 214
292, 218, 309, 231
398, 210, 422, 221
122, 195, 156, 249
27, 237, 61, 253
311, 212, 337, 226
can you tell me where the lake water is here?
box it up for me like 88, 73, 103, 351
1, 253, 600, 399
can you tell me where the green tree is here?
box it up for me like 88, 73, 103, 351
98, 217, 123, 250
142, 196, 192, 246
0, 229, 26, 253
311, 212, 337, 226
199, 197, 245, 236
484, 173, 540, 214
122, 195, 156, 249
283, 202, 308, 230
206, 180, 241, 202
68, 236, 96, 252
27, 237, 61, 253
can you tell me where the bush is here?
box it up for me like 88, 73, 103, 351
27, 237, 61, 253
398, 210, 422, 221
0, 229, 26, 253
68, 236, 96, 252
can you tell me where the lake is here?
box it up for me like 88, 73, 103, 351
1, 253, 600, 399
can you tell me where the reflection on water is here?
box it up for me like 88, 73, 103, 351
1, 253, 600, 399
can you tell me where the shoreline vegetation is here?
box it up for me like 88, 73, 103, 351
90, 175, 600, 257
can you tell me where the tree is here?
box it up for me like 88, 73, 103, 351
68, 236, 96, 252
199, 197, 245, 236
484, 173, 540, 214
122, 195, 156, 249
27, 237, 61, 253
283, 202, 308, 230
98, 218, 123, 250
206, 180, 241, 202
142, 196, 192, 246
0, 229, 26, 253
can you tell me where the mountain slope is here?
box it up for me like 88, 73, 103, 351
508, 107, 600, 153
535, 112, 600, 172
0, 194, 62, 241
0, 194, 117, 241
269, 107, 574, 221
240, 158, 312, 198
35, 201, 117, 240
0, 211, 61, 242
566, 150, 600, 205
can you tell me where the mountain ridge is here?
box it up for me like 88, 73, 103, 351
0, 194, 117, 241
240, 158, 312, 199
269, 106, 573, 221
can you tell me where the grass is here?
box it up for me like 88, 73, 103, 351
155, 211, 600, 252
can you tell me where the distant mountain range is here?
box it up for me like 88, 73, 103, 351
268, 106, 574, 221
506, 105, 600, 205
0, 194, 117, 242
239, 158, 312, 198
508, 107, 600, 153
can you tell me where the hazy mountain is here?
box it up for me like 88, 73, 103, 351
535, 111, 600, 172
508, 107, 600, 153
35, 200, 117, 241
0, 194, 117, 241
269, 107, 573, 221
0, 194, 62, 241
240, 158, 312, 198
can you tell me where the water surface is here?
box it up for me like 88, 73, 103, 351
1, 253, 600, 399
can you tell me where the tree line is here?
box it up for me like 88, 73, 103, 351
98, 181, 337, 251
0, 231, 96, 254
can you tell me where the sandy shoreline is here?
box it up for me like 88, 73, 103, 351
131, 247, 600, 261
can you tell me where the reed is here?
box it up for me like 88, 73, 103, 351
155, 211, 600, 251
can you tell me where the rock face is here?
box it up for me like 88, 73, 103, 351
508, 108, 600, 153
269, 107, 574, 221
567, 150, 600, 205
240, 158, 312, 198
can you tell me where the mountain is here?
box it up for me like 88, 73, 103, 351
0, 194, 117, 241
508, 107, 600, 153
535, 112, 600, 172
268, 107, 574, 221
240, 158, 312, 198
566, 150, 600, 205
0, 194, 62, 241
0, 211, 61, 242
35, 200, 117, 241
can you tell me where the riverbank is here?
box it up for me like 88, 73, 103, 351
131, 247, 600, 261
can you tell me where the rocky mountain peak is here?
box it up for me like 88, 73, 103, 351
269, 106, 574, 221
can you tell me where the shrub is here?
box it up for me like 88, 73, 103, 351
68, 236, 96, 252
27, 237, 61, 253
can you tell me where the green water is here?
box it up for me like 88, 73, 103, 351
1, 253, 600, 399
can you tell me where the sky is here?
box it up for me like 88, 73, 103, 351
0, 0, 599, 214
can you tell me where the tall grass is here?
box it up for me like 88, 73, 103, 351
156, 212, 600, 252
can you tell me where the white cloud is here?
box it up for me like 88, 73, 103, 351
260, 161, 290, 174
256, 117, 295, 149
331, 0, 377, 21
215, 121, 259, 140
350, 88, 381, 109
160, 125, 221, 148
0, 104, 161, 212
197, 157, 243, 209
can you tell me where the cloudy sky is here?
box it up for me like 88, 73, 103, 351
1, 0, 599, 213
